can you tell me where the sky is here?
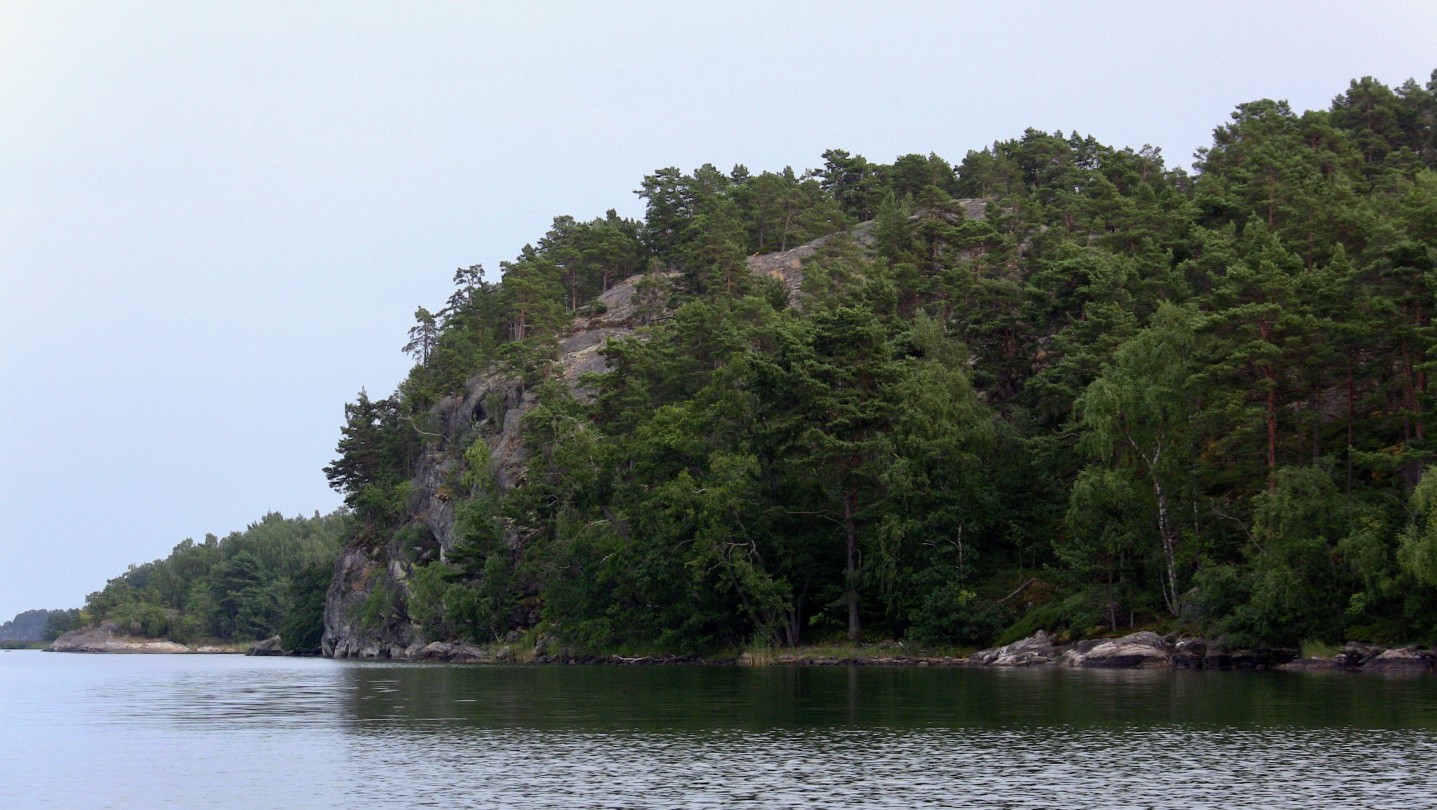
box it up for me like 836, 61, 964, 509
1, 1, 1435, 621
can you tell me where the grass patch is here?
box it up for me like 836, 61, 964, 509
1300, 639, 1341, 659
0, 640, 48, 650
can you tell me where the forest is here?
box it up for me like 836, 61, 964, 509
69, 71, 1437, 655
64, 512, 344, 651
324, 70, 1437, 653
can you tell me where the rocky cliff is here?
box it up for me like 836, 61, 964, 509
321, 207, 985, 659
321, 270, 666, 659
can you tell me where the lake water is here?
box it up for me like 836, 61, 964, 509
3, 652, 1437, 809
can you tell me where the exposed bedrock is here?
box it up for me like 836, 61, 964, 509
47, 624, 191, 654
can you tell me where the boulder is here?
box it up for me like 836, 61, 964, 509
967, 631, 1066, 667
447, 643, 493, 662
1365, 646, 1436, 671
414, 641, 454, 661
1339, 643, 1385, 667
1059, 632, 1172, 668
1172, 637, 1207, 668
245, 636, 286, 656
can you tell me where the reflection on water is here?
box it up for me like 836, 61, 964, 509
339, 662, 1437, 730
2, 652, 1436, 809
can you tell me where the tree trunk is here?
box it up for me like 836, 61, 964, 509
843, 486, 860, 642
783, 577, 808, 647
1106, 567, 1117, 632
1130, 435, 1179, 616
1152, 471, 1179, 616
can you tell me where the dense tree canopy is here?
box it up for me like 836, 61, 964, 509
317, 71, 1437, 653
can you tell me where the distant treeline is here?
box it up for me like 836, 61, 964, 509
67, 511, 345, 651
0, 609, 66, 642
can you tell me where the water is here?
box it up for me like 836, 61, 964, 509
3, 652, 1437, 809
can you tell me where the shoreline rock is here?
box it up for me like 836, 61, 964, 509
301, 629, 1432, 672
1058, 631, 1171, 668
1363, 646, 1436, 671
46, 624, 249, 654
245, 636, 290, 656
47, 624, 190, 654
968, 632, 1308, 671
967, 630, 1067, 667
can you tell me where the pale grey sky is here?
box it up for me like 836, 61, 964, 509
2, 1, 1434, 620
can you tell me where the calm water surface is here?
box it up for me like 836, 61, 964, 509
3, 651, 1436, 809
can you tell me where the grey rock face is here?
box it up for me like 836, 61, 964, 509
321, 543, 414, 659
746, 223, 877, 300
320, 273, 672, 659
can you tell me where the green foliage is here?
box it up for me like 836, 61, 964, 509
0, 609, 68, 642
906, 585, 1006, 646
994, 593, 1105, 646
1400, 467, 1437, 587
322, 69, 1437, 653
82, 511, 347, 642
279, 563, 332, 653
41, 609, 81, 642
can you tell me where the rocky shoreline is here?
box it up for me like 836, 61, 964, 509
327, 630, 1437, 672
45, 625, 1437, 672
963, 631, 1437, 673
46, 624, 245, 654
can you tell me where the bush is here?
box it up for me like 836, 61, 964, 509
907, 585, 1006, 646
110, 602, 182, 641
42, 609, 82, 641
410, 556, 518, 643
352, 579, 402, 631
994, 593, 1104, 646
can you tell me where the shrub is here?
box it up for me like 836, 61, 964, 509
907, 586, 1006, 646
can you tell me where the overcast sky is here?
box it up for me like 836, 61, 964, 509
1, 1, 1435, 621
